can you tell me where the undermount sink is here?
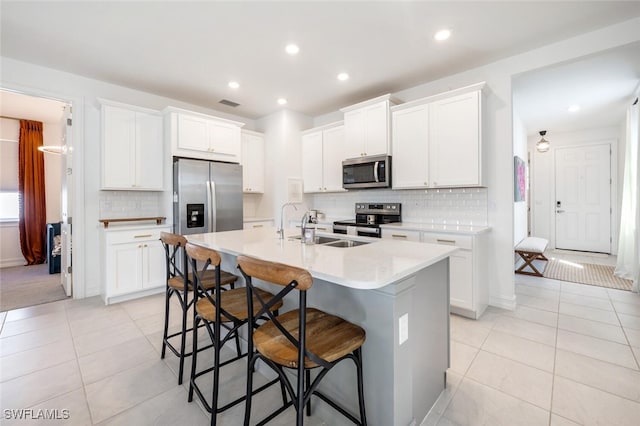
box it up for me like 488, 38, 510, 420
324, 239, 370, 248
289, 235, 371, 248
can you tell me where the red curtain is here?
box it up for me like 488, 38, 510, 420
18, 120, 47, 265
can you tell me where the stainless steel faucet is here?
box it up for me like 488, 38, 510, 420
300, 212, 310, 239
277, 202, 298, 239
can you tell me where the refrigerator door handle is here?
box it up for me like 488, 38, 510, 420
210, 180, 217, 232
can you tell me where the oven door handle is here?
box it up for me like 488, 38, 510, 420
373, 161, 379, 183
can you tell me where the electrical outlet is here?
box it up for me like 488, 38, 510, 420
399, 313, 409, 345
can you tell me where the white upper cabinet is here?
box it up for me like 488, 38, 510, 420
101, 101, 164, 191
241, 130, 265, 193
391, 104, 429, 189
301, 123, 347, 193
391, 83, 484, 189
429, 90, 482, 187
342, 95, 393, 159
165, 107, 244, 163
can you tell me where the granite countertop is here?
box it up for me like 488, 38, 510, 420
380, 222, 491, 235
186, 227, 456, 290
242, 217, 275, 223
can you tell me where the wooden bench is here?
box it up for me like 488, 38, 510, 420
515, 237, 549, 277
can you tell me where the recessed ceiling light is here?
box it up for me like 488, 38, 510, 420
337, 73, 349, 81
434, 29, 451, 41
285, 44, 299, 55
228, 81, 240, 89
568, 104, 580, 113
277, 98, 288, 105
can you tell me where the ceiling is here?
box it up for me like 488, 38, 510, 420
1, 1, 640, 132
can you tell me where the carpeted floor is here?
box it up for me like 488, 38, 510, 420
543, 258, 633, 291
0, 263, 68, 312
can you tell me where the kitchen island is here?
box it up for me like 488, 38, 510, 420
187, 227, 456, 426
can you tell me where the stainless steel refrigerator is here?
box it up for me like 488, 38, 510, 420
173, 158, 243, 236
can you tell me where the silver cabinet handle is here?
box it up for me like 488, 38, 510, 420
253, 224, 263, 228
392, 234, 407, 239
556, 209, 565, 213
134, 234, 152, 238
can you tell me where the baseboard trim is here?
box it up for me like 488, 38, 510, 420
0, 259, 26, 268
490, 294, 517, 311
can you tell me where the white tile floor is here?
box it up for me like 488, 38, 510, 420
1, 258, 638, 425
424, 251, 640, 426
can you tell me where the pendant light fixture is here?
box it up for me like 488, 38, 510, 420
536, 130, 550, 153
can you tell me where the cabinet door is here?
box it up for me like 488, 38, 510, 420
135, 112, 164, 190
322, 126, 345, 192
210, 120, 241, 161
363, 102, 389, 156
110, 242, 142, 295
449, 250, 473, 311
343, 109, 365, 159
141, 239, 166, 289
242, 132, 264, 193
301, 132, 324, 193
392, 105, 429, 188
429, 91, 481, 187
177, 114, 210, 152
102, 106, 135, 189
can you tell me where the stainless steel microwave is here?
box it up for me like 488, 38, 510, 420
342, 155, 391, 189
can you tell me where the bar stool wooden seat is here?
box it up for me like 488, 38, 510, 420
185, 243, 283, 426
238, 255, 367, 426
159, 232, 238, 385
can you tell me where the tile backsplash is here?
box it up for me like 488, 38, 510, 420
310, 187, 488, 226
99, 191, 164, 219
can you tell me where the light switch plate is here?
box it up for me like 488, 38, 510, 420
399, 313, 409, 345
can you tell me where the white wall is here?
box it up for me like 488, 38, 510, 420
1, 16, 638, 301
0, 116, 63, 267
1, 57, 257, 297
307, 17, 640, 310
529, 126, 621, 253
513, 114, 529, 246
254, 110, 313, 224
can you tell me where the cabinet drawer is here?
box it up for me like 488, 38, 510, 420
243, 220, 273, 230
421, 232, 472, 249
105, 227, 169, 245
381, 229, 421, 242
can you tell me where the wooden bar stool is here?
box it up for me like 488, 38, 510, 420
159, 232, 238, 385
185, 243, 283, 426
237, 255, 367, 426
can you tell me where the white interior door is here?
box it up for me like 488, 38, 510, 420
555, 144, 611, 253
60, 105, 73, 296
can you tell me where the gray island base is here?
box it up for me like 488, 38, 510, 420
187, 227, 454, 425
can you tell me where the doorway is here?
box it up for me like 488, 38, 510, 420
554, 143, 611, 253
0, 89, 73, 311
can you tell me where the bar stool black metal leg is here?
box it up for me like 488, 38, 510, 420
161, 288, 172, 359
210, 316, 221, 426
305, 369, 312, 416
178, 292, 188, 385
355, 348, 367, 426
188, 315, 200, 403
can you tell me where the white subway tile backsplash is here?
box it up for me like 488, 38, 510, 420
311, 187, 488, 226
99, 191, 163, 218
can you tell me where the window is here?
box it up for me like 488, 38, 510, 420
0, 192, 19, 221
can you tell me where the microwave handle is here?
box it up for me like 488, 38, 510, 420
373, 161, 379, 183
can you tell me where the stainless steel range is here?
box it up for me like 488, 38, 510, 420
333, 203, 401, 238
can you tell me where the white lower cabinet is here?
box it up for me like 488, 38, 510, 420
421, 231, 488, 319
382, 227, 488, 319
102, 225, 170, 304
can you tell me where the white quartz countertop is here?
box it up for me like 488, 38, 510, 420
186, 227, 457, 290
380, 222, 491, 235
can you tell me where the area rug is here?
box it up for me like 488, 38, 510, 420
0, 264, 68, 312
543, 259, 633, 291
